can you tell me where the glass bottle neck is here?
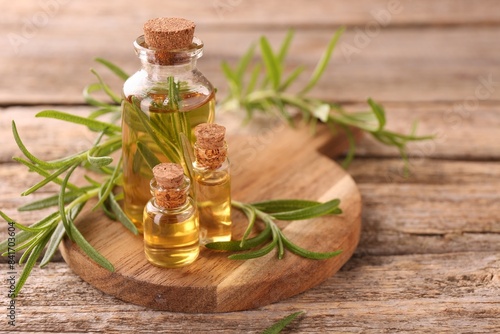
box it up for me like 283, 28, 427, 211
140, 60, 197, 81
152, 198, 190, 212
134, 35, 203, 81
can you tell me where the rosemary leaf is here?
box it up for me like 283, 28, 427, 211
12, 121, 77, 170
339, 125, 357, 168
205, 218, 272, 251
87, 155, 113, 167
20, 163, 74, 196
59, 164, 79, 241
67, 221, 114, 272
108, 192, 138, 235
95, 57, 130, 81
90, 68, 122, 104
261, 311, 304, 334
14, 236, 49, 297
0, 211, 62, 254
128, 98, 181, 163
228, 232, 277, 260
221, 61, 239, 90
40, 222, 66, 267
236, 43, 256, 80
136, 142, 160, 170
88, 106, 121, 120
9, 222, 43, 233
274, 224, 285, 259
277, 29, 294, 63
18, 187, 93, 212
367, 98, 386, 131
270, 199, 340, 221
92, 156, 122, 211
280, 231, 342, 260
0, 211, 13, 223
36, 110, 121, 133
300, 26, 345, 95
245, 63, 262, 97
0, 230, 33, 255
251, 199, 323, 213
259, 36, 281, 89
278, 65, 305, 92
83, 82, 110, 107
179, 133, 195, 182
14, 233, 38, 265
102, 199, 118, 221
238, 204, 257, 248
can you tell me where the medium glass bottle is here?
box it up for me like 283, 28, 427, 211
143, 163, 200, 268
121, 18, 215, 232
192, 123, 232, 243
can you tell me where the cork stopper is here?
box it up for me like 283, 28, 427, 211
144, 17, 195, 50
194, 123, 227, 170
152, 163, 187, 209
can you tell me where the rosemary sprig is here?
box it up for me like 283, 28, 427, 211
0, 63, 137, 296
219, 28, 433, 168
143, 126, 343, 261
206, 200, 343, 260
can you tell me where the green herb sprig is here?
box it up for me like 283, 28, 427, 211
206, 200, 343, 260
0, 59, 137, 296
220, 28, 433, 168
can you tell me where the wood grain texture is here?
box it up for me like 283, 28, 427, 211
2, 0, 500, 104
2, 102, 500, 165
1, 251, 498, 333
2, 157, 500, 262
59, 124, 362, 312
1, 108, 499, 261
5, 0, 500, 29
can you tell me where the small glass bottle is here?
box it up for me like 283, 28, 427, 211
122, 17, 215, 232
192, 123, 232, 243
143, 163, 200, 268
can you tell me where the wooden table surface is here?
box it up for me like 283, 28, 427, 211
1, 1, 499, 333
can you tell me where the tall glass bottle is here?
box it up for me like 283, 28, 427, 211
143, 163, 199, 268
192, 123, 232, 243
121, 18, 215, 232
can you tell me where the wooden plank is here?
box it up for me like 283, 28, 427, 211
2, 158, 500, 262
348, 158, 500, 256
348, 158, 500, 185
1, 107, 499, 261
2, 10, 500, 104
2, 103, 500, 164
3, 0, 500, 30
2, 252, 498, 332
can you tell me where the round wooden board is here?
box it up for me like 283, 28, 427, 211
60, 123, 362, 313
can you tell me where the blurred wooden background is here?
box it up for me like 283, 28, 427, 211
1, 0, 499, 332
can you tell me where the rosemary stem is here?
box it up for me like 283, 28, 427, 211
230, 199, 246, 210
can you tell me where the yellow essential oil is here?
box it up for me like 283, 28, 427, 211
143, 163, 200, 268
192, 123, 232, 243
195, 166, 231, 243
143, 199, 199, 268
122, 92, 214, 232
